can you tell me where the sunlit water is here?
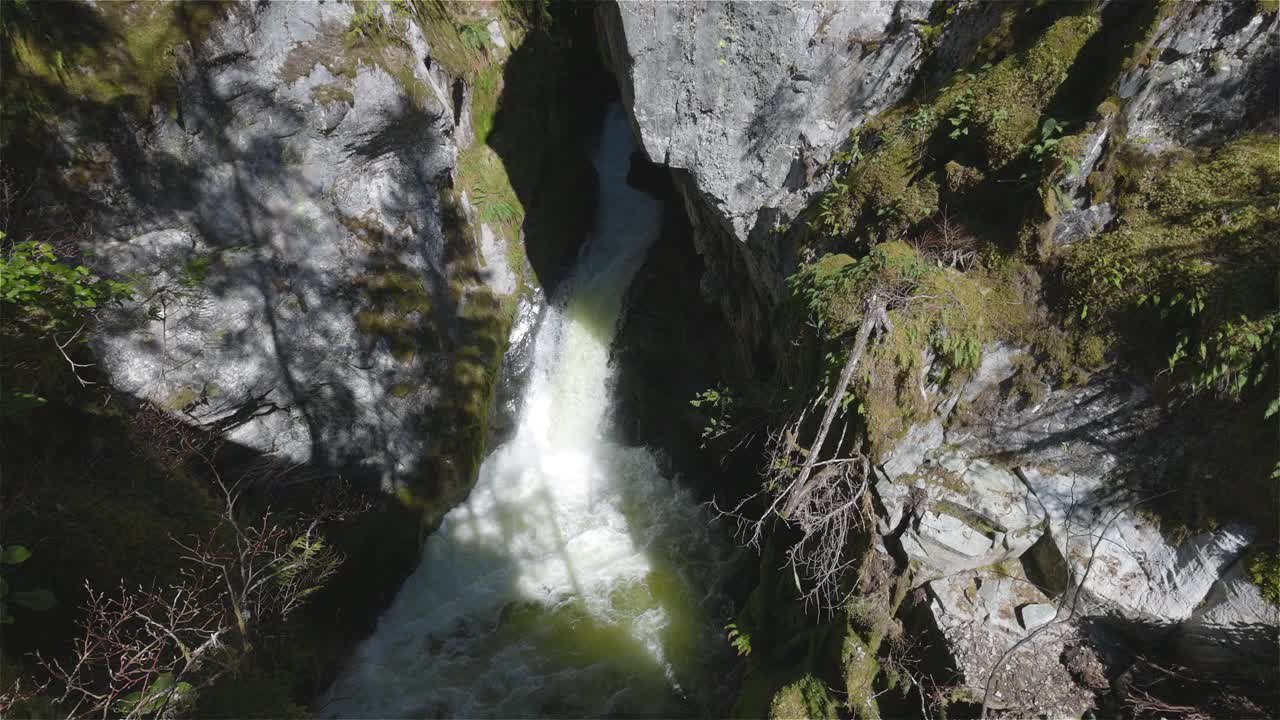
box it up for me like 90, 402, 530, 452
320, 105, 739, 718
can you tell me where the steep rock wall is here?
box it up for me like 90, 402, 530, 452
601, 0, 1279, 715
14, 1, 536, 516
598, 0, 940, 362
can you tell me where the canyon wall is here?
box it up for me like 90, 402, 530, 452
601, 0, 1279, 714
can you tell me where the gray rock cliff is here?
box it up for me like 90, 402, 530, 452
61, 1, 522, 496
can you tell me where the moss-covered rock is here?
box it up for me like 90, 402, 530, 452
966, 13, 1100, 170
1060, 133, 1280, 401
768, 675, 840, 720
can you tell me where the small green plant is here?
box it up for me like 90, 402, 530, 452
0, 238, 131, 314
690, 386, 736, 448
947, 81, 976, 140
0, 236, 133, 409
1247, 547, 1280, 606
459, 20, 490, 53
1029, 117, 1067, 164
345, 3, 395, 45
1063, 134, 1279, 410
904, 106, 935, 135
0, 544, 58, 624
724, 622, 752, 656
829, 127, 863, 168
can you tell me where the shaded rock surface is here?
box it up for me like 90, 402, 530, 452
875, 345, 1277, 715
60, 2, 523, 495
1053, 1, 1279, 244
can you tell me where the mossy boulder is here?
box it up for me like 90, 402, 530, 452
768, 675, 840, 720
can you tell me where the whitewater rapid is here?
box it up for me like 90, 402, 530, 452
321, 105, 739, 718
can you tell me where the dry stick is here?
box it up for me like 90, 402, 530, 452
782, 295, 889, 520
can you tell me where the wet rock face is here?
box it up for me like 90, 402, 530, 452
875, 347, 1278, 714
70, 2, 517, 492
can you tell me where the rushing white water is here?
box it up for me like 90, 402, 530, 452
321, 105, 739, 718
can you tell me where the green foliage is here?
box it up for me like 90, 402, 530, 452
769, 675, 839, 720
2, 545, 32, 565
1, 0, 229, 142
788, 242, 930, 339
457, 137, 525, 236
459, 20, 490, 52
345, 2, 396, 45
1247, 547, 1280, 606
115, 672, 194, 717
0, 544, 57, 625
947, 82, 976, 140
1247, 545, 1280, 600
790, 243, 1034, 455
1, 238, 132, 319
0, 236, 133, 411
725, 621, 753, 657
1062, 134, 1280, 407
1029, 117, 1067, 163
964, 13, 1100, 171
691, 385, 736, 448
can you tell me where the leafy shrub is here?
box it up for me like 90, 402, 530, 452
0, 236, 132, 411
459, 20, 490, 52
690, 386, 736, 448
725, 622, 752, 657
1247, 547, 1280, 606
0, 544, 57, 625
345, 2, 395, 45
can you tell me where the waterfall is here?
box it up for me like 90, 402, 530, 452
321, 105, 739, 718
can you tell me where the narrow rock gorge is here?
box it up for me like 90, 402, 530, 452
0, 1, 1275, 718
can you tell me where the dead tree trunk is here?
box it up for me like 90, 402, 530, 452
782, 295, 889, 519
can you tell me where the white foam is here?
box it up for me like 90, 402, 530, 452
320, 105, 738, 718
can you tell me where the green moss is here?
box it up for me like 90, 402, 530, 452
470, 65, 504, 145
352, 257, 437, 364
944, 161, 985, 193
841, 573, 910, 719
2, 1, 228, 133
279, 5, 436, 113
163, 385, 201, 412
816, 110, 939, 243
804, 244, 1036, 455
769, 675, 839, 720
967, 13, 1100, 170
933, 500, 1001, 537
812, 10, 1098, 246
1061, 134, 1280, 399
405, 0, 520, 80
456, 142, 525, 239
